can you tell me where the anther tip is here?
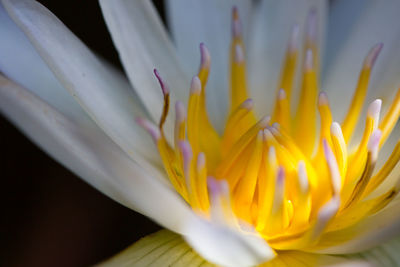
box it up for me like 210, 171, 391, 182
305, 49, 313, 70
318, 92, 329, 106
135, 117, 161, 141
298, 160, 306, 172
257, 129, 264, 139
368, 129, 382, 157
263, 128, 273, 140
241, 98, 254, 110
153, 68, 161, 80
154, 68, 169, 95
179, 140, 193, 160
175, 101, 186, 122
232, 5, 239, 19
322, 138, 331, 156
190, 76, 202, 94
318, 196, 340, 220
271, 121, 279, 129
365, 43, 384, 69
197, 152, 206, 169
367, 99, 382, 119
330, 122, 343, 137
298, 161, 309, 193
309, 6, 317, 16
306, 7, 318, 42
135, 116, 144, 125
268, 146, 276, 157
232, 6, 242, 38
261, 116, 271, 128
207, 176, 219, 194
199, 43, 211, 69
277, 166, 285, 183
278, 89, 287, 100
207, 177, 229, 196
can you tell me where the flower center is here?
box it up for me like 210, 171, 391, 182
138, 7, 400, 250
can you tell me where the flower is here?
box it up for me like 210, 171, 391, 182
1, 0, 400, 266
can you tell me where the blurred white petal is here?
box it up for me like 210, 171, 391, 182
2, 0, 164, 177
312, 195, 400, 254
0, 3, 83, 121
183, 215, 275, 267
323, 0, 400, 119
99, 0, 189, 138
0, 74, 192, 233
347, 236, 400, 267
98, 230, 213, 267
99, 229, 375, 267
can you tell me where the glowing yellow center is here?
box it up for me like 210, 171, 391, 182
139, 7, 400, 250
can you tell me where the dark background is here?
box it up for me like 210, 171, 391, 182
0, 1, 165, 266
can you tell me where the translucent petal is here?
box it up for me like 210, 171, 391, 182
0, 3, 83, 121
323, 0, 400, 120
2, 0, 163, 174
183, 215, 275, 267
98, 230, 212, 267
99, 0, 189, 139
0, 75, 192, 233
98, 229, 371, 267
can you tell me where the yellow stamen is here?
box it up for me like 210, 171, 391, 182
364, 140, 400, 196
278, 25, 299, 104
196, 153, 210, 211
141, 7, 399, 255
341, 43, 383, 142
222, 98, 254, 155
343, 130, 381, 209
229, 7, 256, 132
216, 116, 270, 179
197, 44, 221, 169
330, 122, 348, 179
234, 130, 263, 221
379, 87, 400, 146
345, 99, 381, 184
257, 146, 278, 231
272, 89, 291, 131
267, 167, 290, 234
174, 101, 186, 152
187, 77, 202, 155
294, 50, 318, 156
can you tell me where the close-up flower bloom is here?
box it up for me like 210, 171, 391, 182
1, 0, 400, 266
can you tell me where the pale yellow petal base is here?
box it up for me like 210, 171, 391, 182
97, 230, 400, 267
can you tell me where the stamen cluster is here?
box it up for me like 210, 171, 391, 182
139, 7, 400, 250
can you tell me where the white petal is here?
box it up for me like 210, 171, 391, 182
314, 195, 400, 254
99, 0, 189, 138
99, 230, 372, 267
346, 236, 400, 267
0, 3, 83, 121
165, 0, 254, 129
323, 0, 400, 120
99, 230, 212, 266
247, 0, 327, 117
2, 0, 164, 175
183, 214, 275, 267
0, 74, 192, 233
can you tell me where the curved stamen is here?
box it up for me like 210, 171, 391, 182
341, 43, 383, 142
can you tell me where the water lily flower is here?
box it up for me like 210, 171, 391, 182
1, 0, 400, 266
